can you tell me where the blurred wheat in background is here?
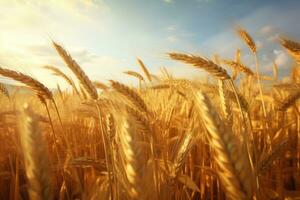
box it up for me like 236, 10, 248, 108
0, 27, 300, 200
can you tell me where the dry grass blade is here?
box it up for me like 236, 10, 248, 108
0, 67, 52, 100
169, 53, 230, 80
137, 58, 152, 82
237, 26, 256, 53
124, 71, 144, 81
110, 80, 149, 113
18, 104, 53, 200
194, 89, 254, 200
52, 42, 98, 99
0, 83, 9, 97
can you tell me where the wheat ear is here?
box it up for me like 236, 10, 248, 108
93, 81, 109, 90
280, 37, 300, 65
218, 80, 231, 120
276, 91, 300, 111
44, 65, 81, 96
169, 53, 230, 80
0, 83, 9, 97
0, 67, 52, 100
52, 42, 98, 99
115, 109, 150, 199
137, 58, 152, 82
124, 71, 144, 81
18, 104, 53, 200
258, 139, 289, 173
222, 59, 254, 76
171, 123, 197, 177
237, 27, 256, 53
110, 80, 149, 113
194, 89, 254, 200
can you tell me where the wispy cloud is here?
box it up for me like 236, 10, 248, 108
162, 0, 173, 3
166, 35, 179, 43
273, 49, 289, 66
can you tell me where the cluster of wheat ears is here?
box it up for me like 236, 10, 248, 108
0, 27, 300, 200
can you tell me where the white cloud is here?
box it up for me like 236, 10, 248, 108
267, 34, 279, 42
165, 25, 177, 31
0, 0, 125, 88
167, 35, 179, 43
163, 0, 173, 3
196, 0, 214, 3
260, 25, 274, 35
273, 49, 289, 67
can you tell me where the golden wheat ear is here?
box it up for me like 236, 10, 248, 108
52, 41, 98, 100
194, 89, 255, 200
0, 67, 52, 100
0, 83, 9, 97
137, 58, 152, 82
44, 65, 81, 96
169, 52, 230, 80
113, 107, 154, 199
280, 37, 300, 65
18, 104, 53, 200
236, 26, 256, 53
110, 80, 149, 113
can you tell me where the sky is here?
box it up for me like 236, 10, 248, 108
0, 0, 300, 88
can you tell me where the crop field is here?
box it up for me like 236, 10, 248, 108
0, 27, 300, 200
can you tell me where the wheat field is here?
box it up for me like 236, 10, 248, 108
0, 28, 300, 200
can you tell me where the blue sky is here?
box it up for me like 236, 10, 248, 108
0, 0, 300, 88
